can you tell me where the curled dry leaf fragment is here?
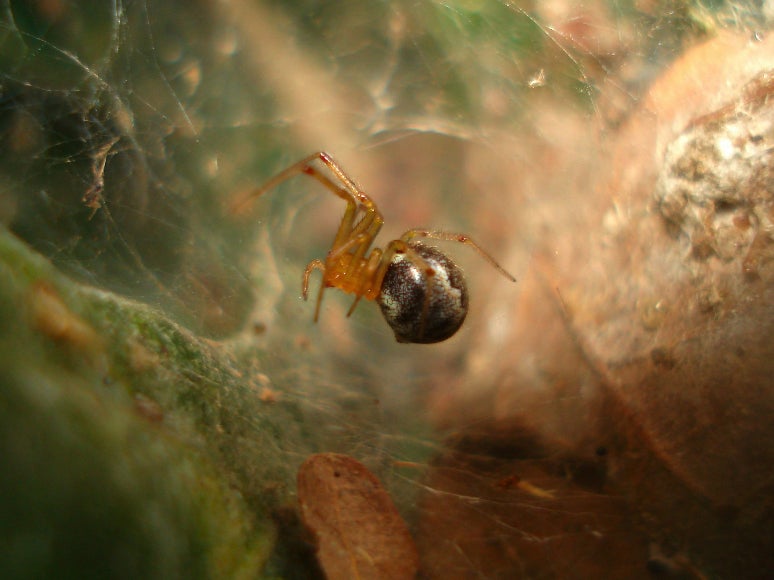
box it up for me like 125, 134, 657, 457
297, 453, 419, 580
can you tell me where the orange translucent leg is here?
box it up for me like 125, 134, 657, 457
294, 153, 385, 254
232, 153, 351, 211
344, 247, 384, 317
400, 229, 516, 282
258, 155, 385, 267
302, 259, 326, 322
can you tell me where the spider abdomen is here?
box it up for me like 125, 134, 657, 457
377, 242, 469, 344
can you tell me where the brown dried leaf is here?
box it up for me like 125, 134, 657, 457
297, 453, 419, 580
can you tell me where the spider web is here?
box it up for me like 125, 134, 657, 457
0, 0, 769, 577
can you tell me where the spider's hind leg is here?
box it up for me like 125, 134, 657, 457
401, 229, 516, 282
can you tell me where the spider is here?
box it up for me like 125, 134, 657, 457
234, 151, 516, 344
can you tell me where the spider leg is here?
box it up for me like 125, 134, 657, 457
400, 229, 516, 282
323, 232, 379, 302
316, 152, 374, 209
326, 233, 372, 261
295, 163, 384, 289
299, 167, 374, 252
346, 295, 362, 317
313, 180, 360, 249
241, 151, 376, 209
230, 152, 351, 214
302, 259, 326, 322
234, 151, 384, 263
302, 259, 326, 300
346, 247, 384, 311
313, 279, 326, 323
339, 207, 384, 282
305, 237, 380, 320
271, 156, 384, 266
308, 153, 385, 259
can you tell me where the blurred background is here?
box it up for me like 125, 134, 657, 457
1, 1, 772, 577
